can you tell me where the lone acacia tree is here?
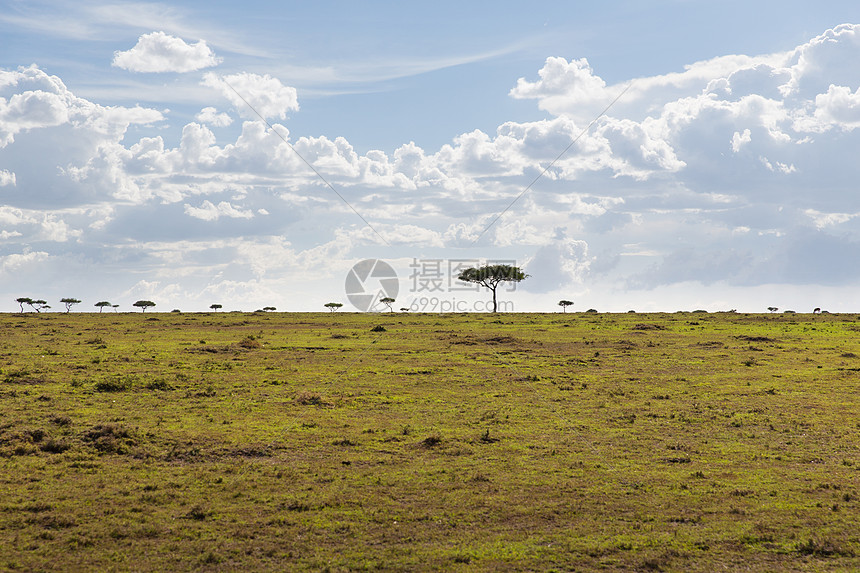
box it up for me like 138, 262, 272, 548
16, 297, 32, 313
60, 298, 81, 313
133, 300, 156, 312
379, 297, 395, 312
95, 301, 112, 313
210, 304, 223, 312
457, 264, 528, 312
558, 300, 574, 313
324, 302, 343, 312
29, 299, 48, 313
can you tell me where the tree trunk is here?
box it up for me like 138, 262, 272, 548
491, 287, 497, 313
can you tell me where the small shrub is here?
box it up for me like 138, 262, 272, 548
238, 336, 261, 349
146, 380, 173, 391
83, 423, 135, 454
49, 415, 71, 427
185, 505, 209, 521
26, 428, 47, 442
194, 385, 216, 397
200, 552, 222, 565
296, 392, 325, 406
420, 435, 442, 448
478, 429, 499, 444
40, 439, 70, 453
632, 323, 665, 331
796, 538, 855, 557
371, 325, 387, 332
94, 376, 134, 392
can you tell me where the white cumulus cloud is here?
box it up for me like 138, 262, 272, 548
195, 106, 232, 127
0, 169, 15, 186
731, 129, 751, 152
112, 31, 222, 73
812, 84, 860, 130
202, 72, 299, 120
0, 251, 50, 275
184, 200, 255, 221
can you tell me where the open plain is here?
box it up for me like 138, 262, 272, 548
0, 311, 858, 571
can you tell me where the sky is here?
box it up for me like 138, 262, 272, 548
2, 0, 860, 313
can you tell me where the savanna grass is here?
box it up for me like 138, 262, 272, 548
0, 311, 857, 571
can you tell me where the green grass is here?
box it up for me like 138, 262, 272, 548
0, 311, 858, 571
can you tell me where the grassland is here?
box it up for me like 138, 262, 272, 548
0, 311, 858, 572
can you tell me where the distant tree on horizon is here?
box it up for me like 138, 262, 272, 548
558, 300, 574, 313
29, 299, 48, 313
60, 298, 81, 313
324, 302, 343, 312
262, 306, 276, 312
111, 304, 120, 312
457, 265, 528, 313
133, 300, 156, 312
210, 304, 223, 312
767, 307, 778, 313
379, 297, 395, 312
16, 297, 32, 313
95, 301, 112, 313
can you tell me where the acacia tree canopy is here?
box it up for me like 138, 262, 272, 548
457, 265, 528, 312
60, 298, 81, 313
133, 300, 156, 312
